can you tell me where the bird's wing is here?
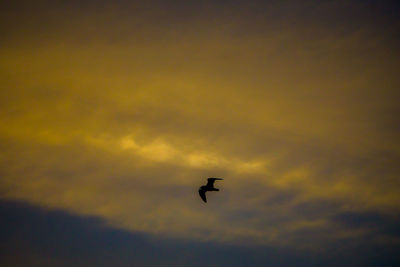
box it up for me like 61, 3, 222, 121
199, 189, 207, 203
206, 177, 223, 187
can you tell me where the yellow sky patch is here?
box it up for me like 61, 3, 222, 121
1, 3, 399, 248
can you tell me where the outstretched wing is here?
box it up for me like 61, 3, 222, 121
206, 177, 223, 187
199, 189, 207, 203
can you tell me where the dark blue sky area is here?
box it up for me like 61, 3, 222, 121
1, 200, 399, 266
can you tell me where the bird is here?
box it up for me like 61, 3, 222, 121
198, 177, 223, 203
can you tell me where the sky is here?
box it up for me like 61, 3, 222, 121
1, 0, 399, 266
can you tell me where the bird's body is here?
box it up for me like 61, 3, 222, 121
198, 178, 223, 203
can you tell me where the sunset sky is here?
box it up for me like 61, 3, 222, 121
1, 1, 399, 266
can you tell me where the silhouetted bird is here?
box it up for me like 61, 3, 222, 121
198, 178, 223, 203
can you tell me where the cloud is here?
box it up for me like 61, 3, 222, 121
0, 0, 399, 251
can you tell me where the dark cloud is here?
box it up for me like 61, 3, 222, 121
2, 200, 399, 266
333, 211, 400, 237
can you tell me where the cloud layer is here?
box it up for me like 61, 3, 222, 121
1, 0, 399, 251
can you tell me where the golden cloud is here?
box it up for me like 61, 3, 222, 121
1, 2, 399, 249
